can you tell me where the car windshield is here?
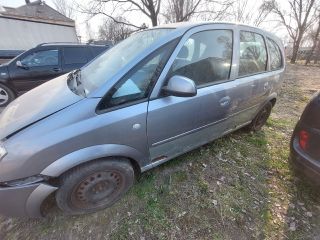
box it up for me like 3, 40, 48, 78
80, 28, 174, 95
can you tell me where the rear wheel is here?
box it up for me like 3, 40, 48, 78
0, 83, 15, 107
56, 159, 134, 215
247, 102, 273, 131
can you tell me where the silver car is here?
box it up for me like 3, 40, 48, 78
0, 22, 285, 217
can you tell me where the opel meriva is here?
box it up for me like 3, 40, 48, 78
0, 22, 285, 217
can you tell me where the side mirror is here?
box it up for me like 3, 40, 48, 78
16, 61, 29, 70
162, 75, 197, 97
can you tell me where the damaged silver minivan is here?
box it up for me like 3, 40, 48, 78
0, 22, 285, 217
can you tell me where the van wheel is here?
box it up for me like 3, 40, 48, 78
0, 83, 15, 107
56, 159, 134, 215
248, 102, 273, 131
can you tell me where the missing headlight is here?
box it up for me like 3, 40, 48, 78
0, 175, 48, 187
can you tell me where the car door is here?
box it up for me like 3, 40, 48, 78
9, 47, 62, 93
146, 28, 235, 163
94, 40, 178, 167
221, 29, 271, 128
62, 46, 89, 74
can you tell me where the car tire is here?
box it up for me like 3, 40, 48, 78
0, 83, 15, 107
247, 101, 273, 131
56, 159, 135, 215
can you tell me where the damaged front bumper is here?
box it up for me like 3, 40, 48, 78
0, 183, 57, 217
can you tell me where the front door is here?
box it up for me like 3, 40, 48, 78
147, 29, 235, 162
9, 47, 62, 93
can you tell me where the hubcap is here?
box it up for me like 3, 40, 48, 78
71, 171, 123, 209
0, 87, 9, 105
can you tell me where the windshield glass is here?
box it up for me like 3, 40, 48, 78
80, 28, 174, 95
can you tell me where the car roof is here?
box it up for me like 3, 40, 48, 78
36, 42, 109, 47
153, 21, 282, 45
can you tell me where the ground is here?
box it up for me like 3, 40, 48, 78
1, 64, 320, 240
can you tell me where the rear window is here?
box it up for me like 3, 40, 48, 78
239, 31, 267, 77
267, 38, 282, 70
64, 47, 88, 64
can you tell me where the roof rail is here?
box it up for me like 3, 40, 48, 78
36, 42, 83, 47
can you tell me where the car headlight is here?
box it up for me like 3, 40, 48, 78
0, 144, 7, 160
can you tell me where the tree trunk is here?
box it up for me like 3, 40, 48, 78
290, 43, 299, 63
151, 15, 158, 26
314, 42, 320, 64
306, 21, 320, 65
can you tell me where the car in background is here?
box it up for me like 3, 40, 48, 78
0, 42, 111, 107
291, 91, 320, 183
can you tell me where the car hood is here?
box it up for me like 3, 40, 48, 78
0, 74, 83, 140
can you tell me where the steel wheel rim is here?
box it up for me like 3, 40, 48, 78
0, 87, 9, 105
70, 170, 123, 209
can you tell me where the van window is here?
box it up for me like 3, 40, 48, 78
99, 41, 176, 110
267, 38, 282, 70
91, 46, 107, 58
168, 30, 233, 87
64, 47, 88, 64
21, 49, 59, 67
239, 31, 267, 77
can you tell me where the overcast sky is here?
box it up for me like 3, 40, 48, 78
0, 0, 289, 43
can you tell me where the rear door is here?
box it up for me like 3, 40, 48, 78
147, 27, 235, 162
226, 29, 270, 127
62, 46, 89, 74
9, 47, 61, 92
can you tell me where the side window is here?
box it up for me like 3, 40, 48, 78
168, 30, 233, 87
267, 38, 282, 70
21, 49, 59, 67
91, 47, 107, 58
64, 47, 88, 65
99, 42, 175, 109
239, 31, 267, 77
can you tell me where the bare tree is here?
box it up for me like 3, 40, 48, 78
163, 0, 235, 23
162, 0, 202, 22
98, 17, 133, 43
83, 0, 160, 28
228, 0, 273, 26
52, 0, 75, 19
269, 0, 318, 63
305, 12, 320, 64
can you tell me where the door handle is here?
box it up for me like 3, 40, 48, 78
219, 96, 231, 107
52, 67, 61, 72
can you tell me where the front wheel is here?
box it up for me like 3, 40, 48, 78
247, 102, 273, 131
56, 159, 135, 215
0, 83, 15, 107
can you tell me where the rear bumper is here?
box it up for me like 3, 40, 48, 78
290, 139, 320, 184
0, 183, 57, 217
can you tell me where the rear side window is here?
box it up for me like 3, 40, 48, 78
64, 47, 88, 64
91, 47, 107, 58
168, 30, 233, 87
267, 38, 282, 70
239, 31, 267, 77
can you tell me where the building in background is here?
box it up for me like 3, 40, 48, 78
0, 0, 77, 62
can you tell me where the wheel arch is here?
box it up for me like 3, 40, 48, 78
41, 144, 145, 178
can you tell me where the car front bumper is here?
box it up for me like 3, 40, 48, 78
0, 183, 57, 217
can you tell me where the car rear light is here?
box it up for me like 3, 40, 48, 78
299, 130, 309, 151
